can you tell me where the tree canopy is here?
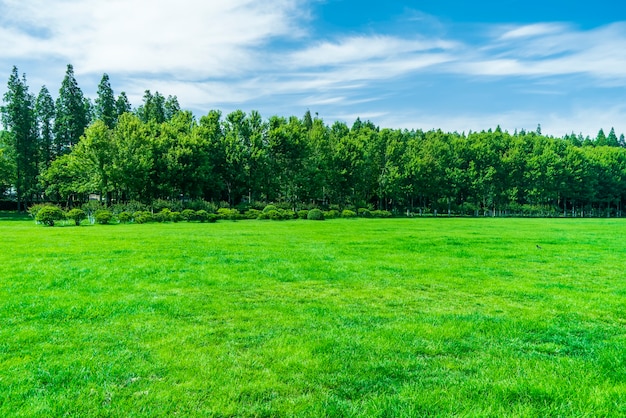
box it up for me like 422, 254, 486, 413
2, 64, 626, 217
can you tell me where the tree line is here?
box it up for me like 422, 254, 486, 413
2, 64, 626, 217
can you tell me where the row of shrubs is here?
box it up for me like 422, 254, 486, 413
29, 203, 393, 226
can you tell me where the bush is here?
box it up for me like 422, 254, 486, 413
134, 211, 152, 224
117, 211, 132, 223
196, 210, 209, 222
307, 208, 325, 220
262, 204, 278, 214
358, 208, 371, 218
66, 208, 87, 226
257, 212, 269, 220
28, 203, 49, 219
324, 209, 340, 219
372, 210, 392, 218
283, 210, 296, 220
218, 208, 241, 221
170, 211, 182, 222
297, 210, 309, 219
244, 209, 261, 219
181, 209, 196, 221
94, 210, 113, 225
36, 205, 65, 226
267, 209, 282, 220
206, 213, 218, 223
341, 209, 357, 218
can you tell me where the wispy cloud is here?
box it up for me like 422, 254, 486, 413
0, 1, 625, 137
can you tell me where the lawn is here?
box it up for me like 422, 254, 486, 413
1, 215, 625, 416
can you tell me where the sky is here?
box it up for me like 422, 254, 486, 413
1, 0, 626, 137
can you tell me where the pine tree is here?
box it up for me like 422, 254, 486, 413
95, 73, 116, 128
607, 127, 619, 147
1, 67, 38, 211
115, 92, 132, 117
34, 85, 55, 169
54, 64, 88, 155
164, 95, 180, 121
596, 128, 607, 146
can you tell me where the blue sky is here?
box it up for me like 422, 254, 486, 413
1, 0, 625, 137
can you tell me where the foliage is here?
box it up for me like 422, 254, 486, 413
181, 209, 196, 222
217, 208, 240, 220
94, 209, 113, 224
117, 211, 132, 223
27, 203, 49, 219
6, 65, 626, 218
35, 204, 65, 226
195, 210, 208, 222
307, 208, 325, 220
358, 208, 372, 218
341, 209, 357, 218
324, 209, 340, 219
372, 210, 393, 218
133, 211, 152, 224
170, 211, 182, 222
66, 208, 86, 226
297, 209, 309, 219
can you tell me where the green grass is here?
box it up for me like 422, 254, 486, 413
1, 216, 626, 416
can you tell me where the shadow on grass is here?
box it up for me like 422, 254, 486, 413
0, 211, 32, 221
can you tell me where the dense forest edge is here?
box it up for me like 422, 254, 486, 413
3, 64, 626, 220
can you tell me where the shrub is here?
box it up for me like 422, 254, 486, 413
372, 210, 392, 218
324, 209, 340, 219
28, 203, 49, 219
36, 205, 65, 226
66, 208, 87, 226
181, 209, 196, 221
297, 210, 309, 219
153, 199, 182, 213
358, 208, 371, 218
262, 204, 278, 213
257, 212, 270, 220
283, 210, 296, 220
94, 210, 113, 225
218, 208, 240, 220
267, 209, 282, 220
244, 209, 261, 219
134, 211, 152, 224
206, 213, 218, 223
341, 209, 357, 218
117, 211, 132, 223
307, 208, 325, 220
196, 210, 209, 222
170, 211, 183, 222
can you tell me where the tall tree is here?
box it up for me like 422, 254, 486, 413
115, 92, 132, 117
94, 73, 116, 128
54, 64, 89, 156
1, 66, 38, 211
34, 85, 55, 171
164, 95, 180, 121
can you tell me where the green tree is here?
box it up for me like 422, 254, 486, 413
1, 66, 38, 211
116, 92, 132, 117
54, 64, 89, 156
34, 85, 55, 172
94, 73, 116, 128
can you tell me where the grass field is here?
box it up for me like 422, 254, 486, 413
1, 215, 625, 417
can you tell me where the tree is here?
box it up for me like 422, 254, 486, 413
607, 127, 619, 147
596, 129, 607, 146
94, 73, 116, 128
0, 131, 16, 197
116, 92, 132, 117
1, 66, 38, 211
54, 64, 89, 156
35, 85, 55, 171
164, 95, 181, 121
